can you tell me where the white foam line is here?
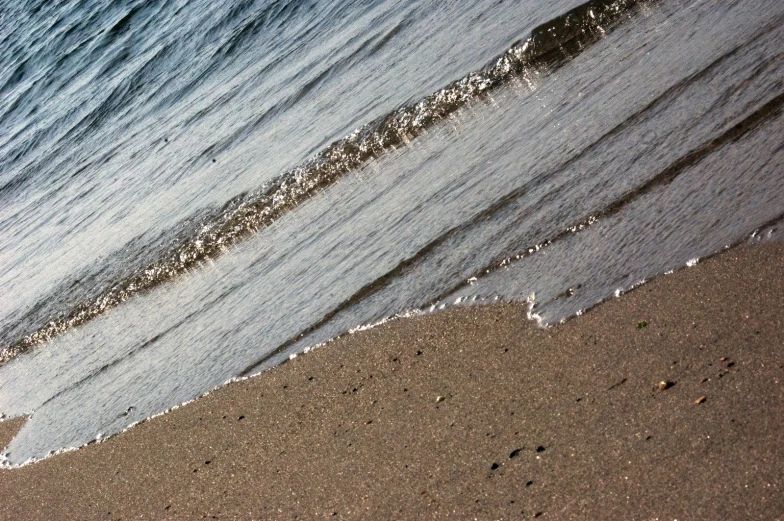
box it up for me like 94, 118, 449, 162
3, 250, 710, 468
0, 307, 444, 468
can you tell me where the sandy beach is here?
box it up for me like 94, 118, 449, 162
1, 242, 782, 520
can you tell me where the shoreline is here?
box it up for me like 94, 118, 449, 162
1, 242, 783, 519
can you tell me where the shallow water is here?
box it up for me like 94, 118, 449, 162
1, 0, 782, 465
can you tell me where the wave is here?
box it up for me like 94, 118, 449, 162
235, 86, 784, 376
0, 0, 650, 365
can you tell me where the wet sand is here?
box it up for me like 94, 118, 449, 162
1, 243, 783, 520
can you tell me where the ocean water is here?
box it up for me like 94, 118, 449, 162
0, 0, 782, 465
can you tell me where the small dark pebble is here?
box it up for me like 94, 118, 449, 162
534, 512, 543, 518
509, 448, 522, 459
204, 460, 211, 465
416, 350, 423, 356
490, 462, 500, 470
212, 158, 216, 163
526, 481, 533, 487
238, 415, 245, 421
536, 446, 546, 453
727, 362, 735, 368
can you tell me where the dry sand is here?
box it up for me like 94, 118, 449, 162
1, 243, 783, 520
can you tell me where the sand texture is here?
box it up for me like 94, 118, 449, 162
1, 243, 783, 520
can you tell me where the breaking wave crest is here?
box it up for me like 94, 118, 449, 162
0, 0, 648, 364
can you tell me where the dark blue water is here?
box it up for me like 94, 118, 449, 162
1, 0, 782, 465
